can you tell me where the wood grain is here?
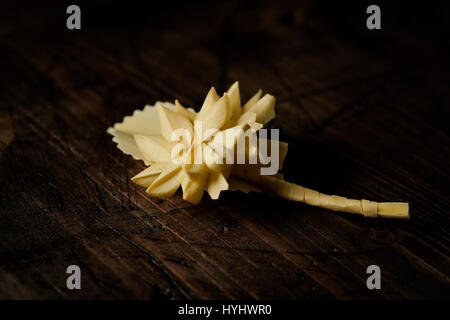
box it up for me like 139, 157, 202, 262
0, 1, 449, 299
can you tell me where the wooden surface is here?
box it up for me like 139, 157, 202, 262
0, 1, 449, 299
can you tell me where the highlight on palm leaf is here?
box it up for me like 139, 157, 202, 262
107, 81, 409, 219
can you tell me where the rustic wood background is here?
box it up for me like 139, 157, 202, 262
0, 0, 449, 299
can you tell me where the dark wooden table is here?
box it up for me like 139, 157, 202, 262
0, 1, 449, 299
